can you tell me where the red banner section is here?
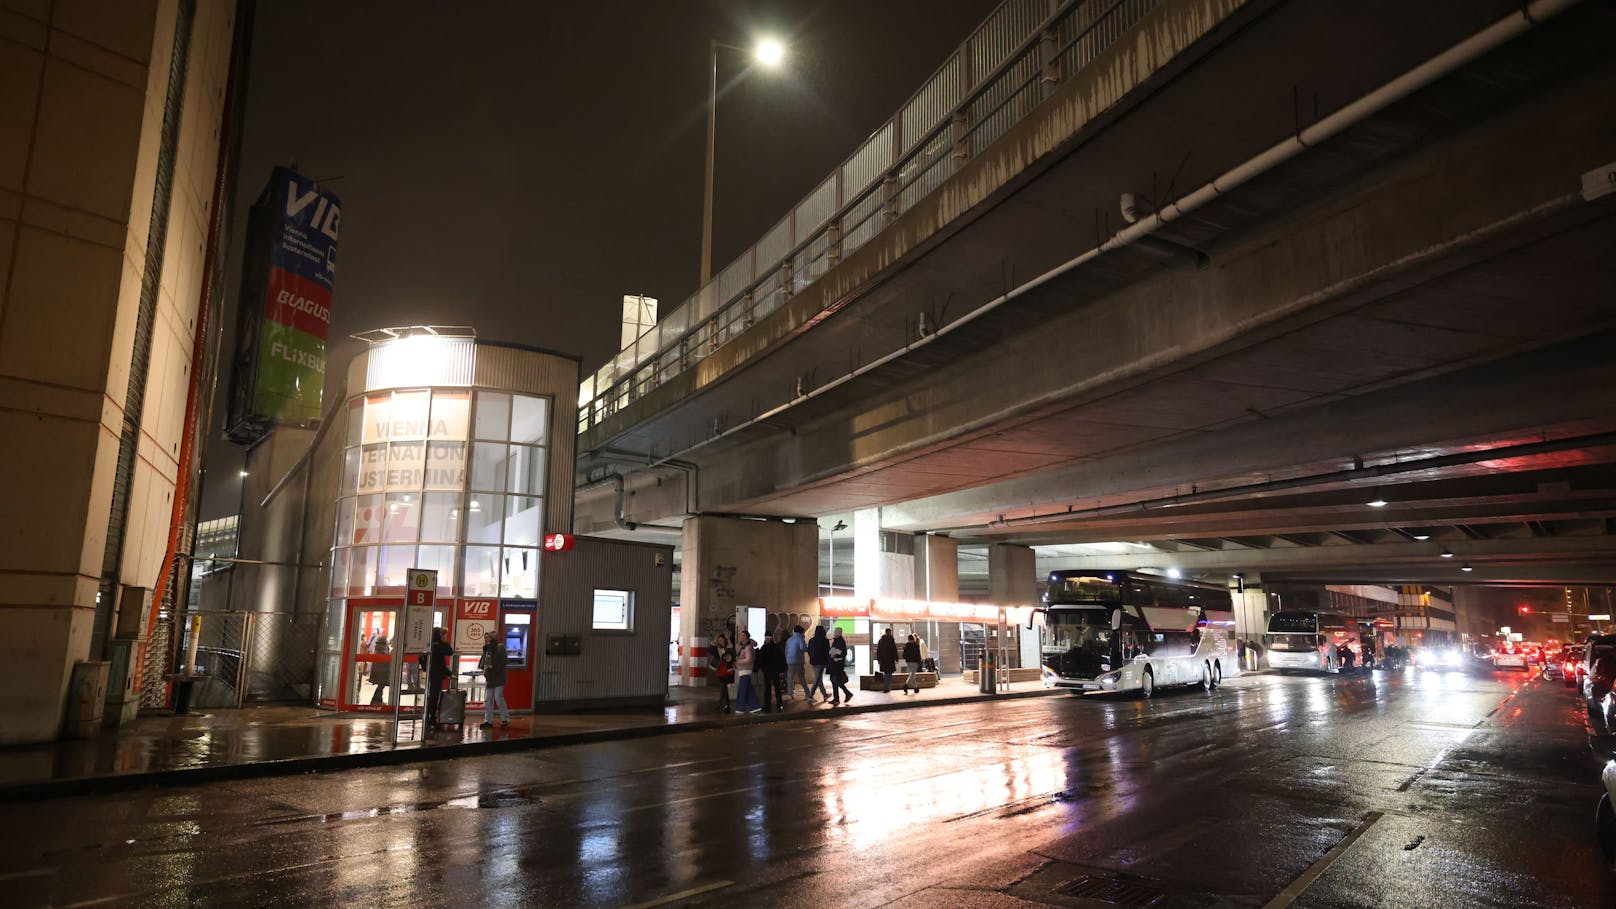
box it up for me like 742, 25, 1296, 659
262, 267, 333, 338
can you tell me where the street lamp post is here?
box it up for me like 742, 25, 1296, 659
701, 37, 786, 286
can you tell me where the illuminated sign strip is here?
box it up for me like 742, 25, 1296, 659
819, 596, 1034, 625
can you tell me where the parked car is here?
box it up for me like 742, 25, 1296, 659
1599, 761, 1616, 865
1585, 636, 1616, 702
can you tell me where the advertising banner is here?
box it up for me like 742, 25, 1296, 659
227, 166, 341, 443
455, 598, 499, 652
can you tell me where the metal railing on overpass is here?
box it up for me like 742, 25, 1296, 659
578, 0, 1160, 435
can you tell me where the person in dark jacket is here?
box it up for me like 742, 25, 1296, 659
807, 626, 832, 702
479, 636, 509, 728
368, 633, 392, 705
876, 628, 899, 693
827, 628, 854, 705
709, 633, 735, 713
423, 627, 453, 730
759, 629, 788, 711
901, 633, 923, 694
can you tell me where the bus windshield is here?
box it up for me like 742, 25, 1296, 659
1043, 608, 1120, 676
1045, 576, 1121, 605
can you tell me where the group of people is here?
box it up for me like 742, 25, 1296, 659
706, 625, 930, 714
367, 627, 512, 732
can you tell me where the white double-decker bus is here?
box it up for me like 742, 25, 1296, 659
1265, 611, 1360, 672
1036, 570, 1236, 697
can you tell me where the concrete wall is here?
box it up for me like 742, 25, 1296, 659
0, 0, 235, 744
677, 515, 816, 685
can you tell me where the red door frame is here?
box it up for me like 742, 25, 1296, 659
341, 597, 407, 713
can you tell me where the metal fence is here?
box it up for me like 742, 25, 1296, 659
171, 611, 320, 709
578, 0, 1160, 435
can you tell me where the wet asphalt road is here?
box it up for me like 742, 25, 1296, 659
1, 668, 1610, 908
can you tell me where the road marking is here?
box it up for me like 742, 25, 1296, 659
1261, 811, 1383, 909
0, 867, 55, 882
621, 880, 734, 909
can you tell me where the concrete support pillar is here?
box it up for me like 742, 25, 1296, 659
677, 515, 817, 686
1230, 574, 1270, 670
913, 533, 959, 603
852, 508, 882, 600
989, 544, 1037, 669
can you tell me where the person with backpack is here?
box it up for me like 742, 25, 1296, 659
367, 632, 392, 706
876, 627, 899, 693
478, 636, 509, 728
758, 628, 787, 712
734, 630, 762, 714
708, 633, 735, 714
807, 626, 832, 702
901, 633, 923, 694
785, 625, 812, 702
827, 627, 854, 706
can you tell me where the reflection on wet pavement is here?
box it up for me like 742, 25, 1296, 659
0, 668, 1608, 908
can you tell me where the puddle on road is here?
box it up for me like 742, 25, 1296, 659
258, 788, 540, 827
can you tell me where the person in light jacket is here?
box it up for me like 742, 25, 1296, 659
733, 630, 762, 714
785, 625, 812, 702
808, 626, 832, 702
478, 637, 509, 728
876, 628, 899, 693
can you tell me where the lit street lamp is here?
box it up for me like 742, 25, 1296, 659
701, 36, 787, 286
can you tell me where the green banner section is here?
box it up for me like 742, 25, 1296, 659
253, 320, 326, 425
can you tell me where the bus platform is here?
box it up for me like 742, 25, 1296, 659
0, 675, 1057, 802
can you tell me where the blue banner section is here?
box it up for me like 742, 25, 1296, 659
267, 165, 341, 291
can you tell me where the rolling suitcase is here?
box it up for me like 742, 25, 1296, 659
437, 687, 468, 729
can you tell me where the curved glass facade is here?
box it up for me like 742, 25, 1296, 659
322, 384, 550, 709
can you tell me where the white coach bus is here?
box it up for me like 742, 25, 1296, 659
1265, 610, 1360, 672
1036, 570, 1237, 697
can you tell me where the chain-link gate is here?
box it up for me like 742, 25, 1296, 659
245, 612, 319, 702
177, 611, 250, 709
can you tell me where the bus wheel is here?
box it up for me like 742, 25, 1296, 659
1212, 661, 1223, 688
1140, 668, 1155, 699
1200, 662, 1213, 693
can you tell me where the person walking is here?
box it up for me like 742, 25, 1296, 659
876, 627, 899, 693
368, 632, 392, 705
901, 633, 923, 694
478, 636, 509, 729
786, 625, 812, 702
827, 628, 855, 705
808, 626, 832, 702
422, 627, 453, 731
734, 630, 762, 714
709, 633, 735, 714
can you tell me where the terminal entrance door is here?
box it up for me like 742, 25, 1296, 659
343, 597, 403, 712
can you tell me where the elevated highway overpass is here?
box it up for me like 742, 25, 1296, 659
575, 0, 1616, 607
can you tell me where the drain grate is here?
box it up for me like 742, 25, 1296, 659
1055, 874, 1167, 907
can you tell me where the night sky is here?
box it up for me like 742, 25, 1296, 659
202, 0, 999, 517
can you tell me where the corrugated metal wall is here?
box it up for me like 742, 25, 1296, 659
535, 537, 673, 705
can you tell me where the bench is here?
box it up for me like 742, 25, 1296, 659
962, 667, 1043, 684
858, 672, 938, 690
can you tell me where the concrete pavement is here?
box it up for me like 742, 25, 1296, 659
0, 675, 1058, 801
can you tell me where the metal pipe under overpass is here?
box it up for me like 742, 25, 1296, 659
645, 0, 1584, 472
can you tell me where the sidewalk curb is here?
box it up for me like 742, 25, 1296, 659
0, 687, 1063, 803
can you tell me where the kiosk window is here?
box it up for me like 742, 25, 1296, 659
593, 589, 634, 632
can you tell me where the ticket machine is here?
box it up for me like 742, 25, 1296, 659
500, 599, 536, 711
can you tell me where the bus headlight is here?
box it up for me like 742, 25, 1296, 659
1099, 671, 1120, 690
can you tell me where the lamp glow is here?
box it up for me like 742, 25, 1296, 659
754, 38, 785, 66
1367, 498, 1388, 508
